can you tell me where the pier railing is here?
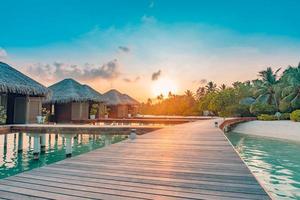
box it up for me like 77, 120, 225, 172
219, 117, 257, 132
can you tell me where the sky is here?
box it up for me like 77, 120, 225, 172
1, 0, 300, 101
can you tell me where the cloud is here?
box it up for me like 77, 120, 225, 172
149, 0, 154, 8
193, 79, 207, 85
84, 59, 120, 79
0, 47, 7, 59
10, 19, 300, 98
141, 15, 156, 24
118, 46, 130, 53
27, 59, 120, 82
123, 76, 140, 83
151, 70, 161, 81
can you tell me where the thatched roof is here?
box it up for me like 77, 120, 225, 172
46, 79, 104, 104
0, 62, 49, 96
82, 85, 105, 102
103, 89, 139, 106
123, 94, 140, 105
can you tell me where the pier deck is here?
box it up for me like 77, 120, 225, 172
0, 119, 270, 199
0, 124, 164, 135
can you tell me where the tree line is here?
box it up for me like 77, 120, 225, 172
140, 62, 300, 117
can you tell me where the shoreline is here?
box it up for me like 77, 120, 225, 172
232, 120, 300, 142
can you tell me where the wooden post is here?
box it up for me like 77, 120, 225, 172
3, 135, 7, 154
18, 132, 23, 152
3, 134, 7, 148
48, 134, 51, 147
65, 137, 72, 157
61, 134, 75, 158
40, 135, 46, 153
104, 135, 111, 146
28, 136, 31, 149
33, 135, 40, 160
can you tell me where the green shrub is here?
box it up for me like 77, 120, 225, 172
280, 113, 290, 120
90, 104, 99, 115
257, 114, 277, 121
250, 103, 277, 116
279, 101, 292, 113
0, 106, 6, 124
219, 104, 253, 117
290, 110, 300, 122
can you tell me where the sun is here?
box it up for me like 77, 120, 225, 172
151, 78, 178, 98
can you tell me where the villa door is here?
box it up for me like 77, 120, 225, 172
14, 97, 27, 124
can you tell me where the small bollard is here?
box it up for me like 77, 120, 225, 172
214, 121, 218, 128
129, 129, 137, 140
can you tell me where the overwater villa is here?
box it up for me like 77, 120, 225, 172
0, 62, 49, 124
43, 78, 105, 123
102, 89, 139, 118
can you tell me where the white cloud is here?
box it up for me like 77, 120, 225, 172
26, 59, 120, 84
149, 0, 154, 8
0, 47, 7, 59
141, 15, 157, 24
7, 20, 300, 97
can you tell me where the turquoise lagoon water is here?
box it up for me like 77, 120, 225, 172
226, 132, 300, 200
0, 133, 126, 179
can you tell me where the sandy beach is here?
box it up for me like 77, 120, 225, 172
232, 120, 300, 142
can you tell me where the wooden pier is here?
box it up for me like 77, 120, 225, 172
71, 117, 211, 124
0, 124, 164, 135
0, 119, 270, 199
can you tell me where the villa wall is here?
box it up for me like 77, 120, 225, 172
107, 105, 129, 118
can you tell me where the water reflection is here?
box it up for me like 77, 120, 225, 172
0, 133, 126, 179
226, 132, 300, 200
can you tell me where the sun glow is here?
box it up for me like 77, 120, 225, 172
151, 78, 178, 97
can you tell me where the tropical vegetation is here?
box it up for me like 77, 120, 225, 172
140, 62, 300, 121
291, 110, 300, 122
0, 106, 6, 124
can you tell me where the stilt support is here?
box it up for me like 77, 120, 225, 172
18, 133, 23, 152
61, 134, 75, 158
40, 135, 46, 153
33, 135, 40, 160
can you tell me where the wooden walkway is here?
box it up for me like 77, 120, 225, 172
0, 120, 270, 199
0, 124, 164, 135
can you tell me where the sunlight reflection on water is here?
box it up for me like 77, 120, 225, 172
0, 133, 126, 179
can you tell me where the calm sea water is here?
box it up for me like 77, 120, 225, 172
0, 133, 126, 179
226, 132, 300, 200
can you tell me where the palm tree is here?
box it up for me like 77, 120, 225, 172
280, 63, 300, 110
205, 81, 217, 93
147, 98, 152, 105
254, 67, 281, 109
185, 90, 194, 97
157, 94, 164, 102
196, 86, 206, 100
168, 91, 174, 99
219, 84, 226, 91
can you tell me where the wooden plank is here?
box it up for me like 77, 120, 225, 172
0, 119, 271, 199
18, 172, 266, 199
